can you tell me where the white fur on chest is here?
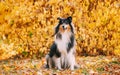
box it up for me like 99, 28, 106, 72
55, 32, 71, 54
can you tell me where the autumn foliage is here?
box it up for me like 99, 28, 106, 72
0, 0, 120, 60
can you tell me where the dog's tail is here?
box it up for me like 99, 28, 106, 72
74, 63, 80, 69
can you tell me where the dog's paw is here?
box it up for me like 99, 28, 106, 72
55, 66, 63, 70
70, 66, 75, 70
45, 64, 49, 68
58, 68, 63, 71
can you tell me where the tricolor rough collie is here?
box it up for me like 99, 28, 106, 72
46, 16, 79, 70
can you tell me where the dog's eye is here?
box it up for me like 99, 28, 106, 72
60, 20, 64, 24
65, 20, 68, 24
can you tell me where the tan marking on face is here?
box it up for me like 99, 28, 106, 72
59, 25, 65, 33
66, 24, 71, 32
59, 24, 71, 33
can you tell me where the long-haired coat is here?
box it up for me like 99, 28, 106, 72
46, 16, 78, 70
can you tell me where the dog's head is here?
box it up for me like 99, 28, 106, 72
54, 16, 74, 36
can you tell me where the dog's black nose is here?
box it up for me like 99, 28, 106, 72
62, 26, 64, 28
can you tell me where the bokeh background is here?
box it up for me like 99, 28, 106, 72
0, 0, 120, 60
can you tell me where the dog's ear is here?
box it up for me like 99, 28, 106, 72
57, 17, 61, 20
57, 17, 63, 24
52, 18, 61, 37
67, 16, 72, 22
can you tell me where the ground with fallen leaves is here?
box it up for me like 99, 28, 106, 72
0, 0, 120, 61
0, 56, 120, 75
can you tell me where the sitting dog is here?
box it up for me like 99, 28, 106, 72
46, 16, 78, 70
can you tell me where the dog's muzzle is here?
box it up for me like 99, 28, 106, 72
62, 25, 67, 30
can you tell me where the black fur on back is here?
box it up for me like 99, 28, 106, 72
67, 35, 74, 53
49, 42, 61, 58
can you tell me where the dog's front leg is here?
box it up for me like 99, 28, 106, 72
56, 58, 61, 70
70, 56, 75, 70
67, 53, 75, 70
